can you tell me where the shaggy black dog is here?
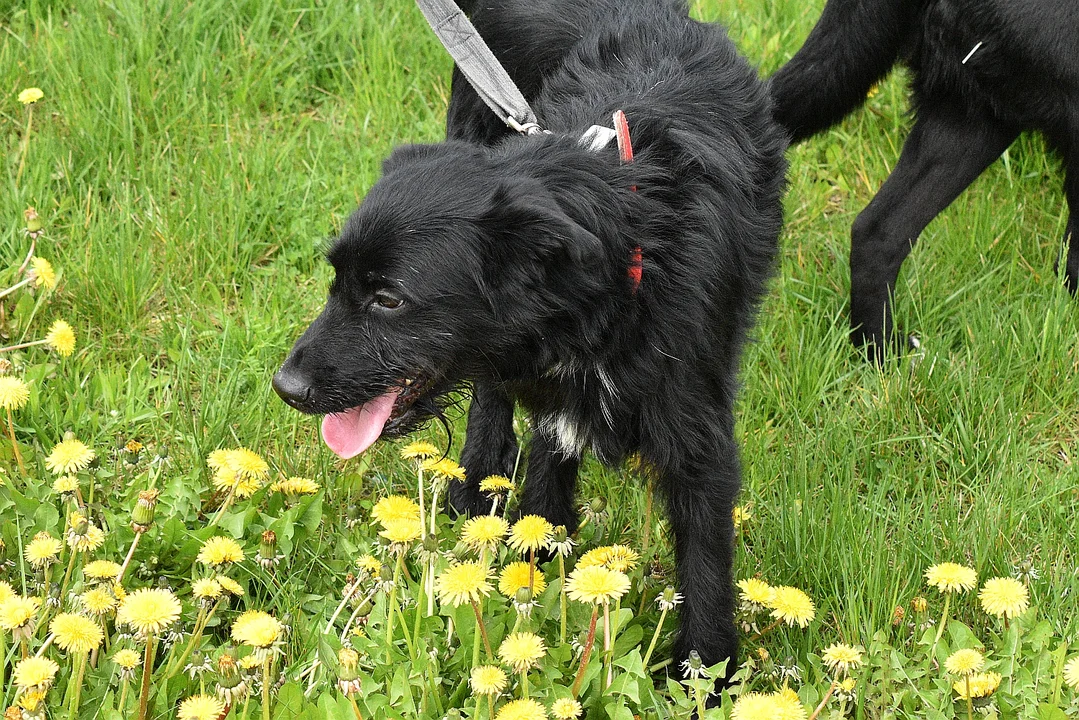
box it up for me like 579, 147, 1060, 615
769, 0, 1079, 361
273, 0, 786, 684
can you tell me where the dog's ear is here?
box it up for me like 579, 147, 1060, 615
478, 180, 602, 266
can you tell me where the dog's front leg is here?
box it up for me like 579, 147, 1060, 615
450, 383, 519, 517
658, 435, 740, 693
518, 423, 580, 532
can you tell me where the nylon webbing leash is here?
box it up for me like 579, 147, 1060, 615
414, 0, 546, 135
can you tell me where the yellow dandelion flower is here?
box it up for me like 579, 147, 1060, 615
565, 565, 630, 604
1063, 657, 1079, 690
18, 88, 44, 104
231, 610, 283, 648
821, 643, 864, 674
508, 515, 554, 553
197, 536, 245, 566
400, 441, 440, 460
945, 648, 985, 676
216, 575, 245, 596
45, 319, 76, 357
52, 475, 79, 494
192, 578, 223, 600
479, 475, 515, 494
45, 437, 95, 474
80, 587, 118, 615
24, 532, 62, 566
208, 447, 269, 498
83, 560, 122, 582
12, 656, 58, 690
435, 562, 492, 607
0, 595, 42, 631
953, 671, 1002, 699
925, 563, 978, 594
772, 688, 807, 720
495, 698, 547, 720
470, 664, 508, 696
0, 581, 13, 604
177, 694, 226, 720
239, 654, 262, 670
29, 257, 57, 290
269, 476, 320, 496
422, 457, 466, 480
575, 547, 608, 569
978, 577, 1029, 619
461, 515, 509, 551
67, 522, 105, 553
356, 555, 382, 575
116, 588, 182, 636
230, 448, 269, 479
499, 561, 547, 597
50, 612, 103, 653
113, 648, 141, 669
732, 505, 751, 528
578, 545, 639, 572
371, 495, 421, 526
498, 631, 546, 673
0, 376, 30, 410
731, 692, 779, 720
379, 516, 422, 545
550, 697, 582, 719
737, 578, 775, 607
768, 586, 815, 628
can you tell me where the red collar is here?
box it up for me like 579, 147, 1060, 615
613, 110, 643, 294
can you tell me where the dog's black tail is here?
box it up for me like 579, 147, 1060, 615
768, 0, 916, 143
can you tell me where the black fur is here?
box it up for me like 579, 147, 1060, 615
274, 0, 786, 685
769, 0, 1079, 361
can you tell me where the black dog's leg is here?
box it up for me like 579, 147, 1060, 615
850, 106, 1017, 361
656, 432, 740, 691
517, 424, 579, 532
1059, 157, 1079, 293
449, 384, 519, 517
769, 0, 914, 142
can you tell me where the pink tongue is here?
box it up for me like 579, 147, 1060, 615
321, 391, 399, 459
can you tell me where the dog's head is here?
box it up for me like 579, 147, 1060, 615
272, 140, 605, 458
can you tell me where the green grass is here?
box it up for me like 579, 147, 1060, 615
2, 0, 1078, 716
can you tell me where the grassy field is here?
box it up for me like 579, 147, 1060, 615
2, 0, 1078, 717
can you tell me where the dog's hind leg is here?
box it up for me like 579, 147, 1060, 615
1059, 156, 1079, 294
450, 384, 519, 517
517, 424, 580, 533
849, 105, 1017, 362
654, 432, 740, 691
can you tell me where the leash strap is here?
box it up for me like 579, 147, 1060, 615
613, 110, 643, 293
414, 0, 544, 135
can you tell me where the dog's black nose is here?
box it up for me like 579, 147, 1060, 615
272, 367, 312, 408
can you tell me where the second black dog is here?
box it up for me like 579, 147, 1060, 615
273, 0, 786, 684
770, 0, 1079, 361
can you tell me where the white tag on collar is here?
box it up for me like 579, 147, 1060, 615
578, 124, 618, 153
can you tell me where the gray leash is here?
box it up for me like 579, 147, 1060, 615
414, 0, 546, 135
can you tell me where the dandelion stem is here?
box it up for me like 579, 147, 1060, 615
209, 483, 240, 527
118, 678, 130, 712
571, 606, 599, 699
385, 552, 404, 662
0, 337, 49, 354
470, 597, 494, 660
67, 652, 88, 720
5, 408, 26, 476
520, 669, 529, 699
16, 238, 36, 276
137, 637, 156, 720
807, 681, 836, 720
930, 593, 951, 660
559, 554, 568, 646
749, 617, 782, 641
603, 600, 613, 691
349, 696, 365, 720
325, 579, 362, 634
168, 600, 220, 678
118, 531, 143, 584
57, 548, 80, 610
642, 605, 669, 668
0, 277, 35, 301
966, 675, 974, 720
262, 656, 273, 720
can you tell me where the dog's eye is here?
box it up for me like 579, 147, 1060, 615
372, 290, 404, 310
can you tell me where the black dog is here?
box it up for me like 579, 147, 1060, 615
273, 0, 785, 685
770, 0, 1079, 361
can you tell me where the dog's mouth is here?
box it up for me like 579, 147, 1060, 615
320, 376, 436, 459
